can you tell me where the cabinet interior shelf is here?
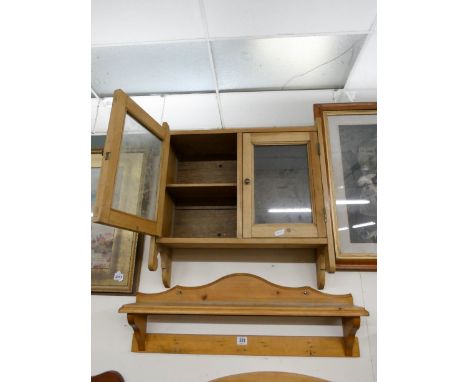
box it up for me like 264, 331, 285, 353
166, 183, 237, 206
166, 183, 237, 207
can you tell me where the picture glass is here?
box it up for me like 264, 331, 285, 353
91, 166, 115, 270
92, 153, 139, 293
327, 113, 377, 256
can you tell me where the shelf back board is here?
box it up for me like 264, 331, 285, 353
170, 133, 237, 161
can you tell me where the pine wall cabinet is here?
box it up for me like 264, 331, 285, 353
93, 90, 336, 289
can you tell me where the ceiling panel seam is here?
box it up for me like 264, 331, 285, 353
160, 95, 166, 123
91, 87, 101, 99
198, 0, 225, 129
91, 30, 371, 48
91, 99, 101, 135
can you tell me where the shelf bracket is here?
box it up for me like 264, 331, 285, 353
342, 317, 360, 356
160, 246, 173, 288
315, 248, 326, 290
148, 237, 158, 271
127, 314, 147, 351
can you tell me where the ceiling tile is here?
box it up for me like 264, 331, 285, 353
92, 0, 205, 45
212, 35, 366, 91
345, 30, 377, 89
204, 0, 376, 38
93, 99, 112, 134
163, 93, 221, 130
91, 42, 215, 96
220, 90, 334, 128
93, 96, 165, 133
91, 98, 99, 133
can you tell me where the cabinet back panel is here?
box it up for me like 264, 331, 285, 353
170, 133, 237, 161
176, 160, 236, 183
172, 207, 236, 238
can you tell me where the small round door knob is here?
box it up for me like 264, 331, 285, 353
244, 178, 251, 185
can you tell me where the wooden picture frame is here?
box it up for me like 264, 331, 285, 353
91, 149, 143, 294
314, 103, 377, 271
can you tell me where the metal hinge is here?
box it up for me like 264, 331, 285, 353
323, 208, 327, 224
316, 142, 321, 156
104, 151, 111, 160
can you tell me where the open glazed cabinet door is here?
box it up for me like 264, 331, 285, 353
93, 89, 169, 236
243, 132, 326, 238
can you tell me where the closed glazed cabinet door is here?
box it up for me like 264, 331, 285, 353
242, 132, 326, 238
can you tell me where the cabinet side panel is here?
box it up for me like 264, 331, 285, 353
155, 131, 171, 237
309, 132, 326, 237
316, 116, 336, 272
237, 133, 243, 238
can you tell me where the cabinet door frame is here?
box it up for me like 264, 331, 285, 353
242, 132, 326, 238
93, 89, 170, 236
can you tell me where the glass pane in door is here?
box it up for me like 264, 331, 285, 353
111, 114, 162, 220
254, 145, 313, 224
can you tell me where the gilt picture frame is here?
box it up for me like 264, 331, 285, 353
91, 149, 143, 294
315, 103, 377, 271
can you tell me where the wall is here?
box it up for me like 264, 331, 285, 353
91, 89, 377, 382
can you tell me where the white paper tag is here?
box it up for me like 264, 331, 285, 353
236, 336, 248, 346
113, 271, 124, 282
274, 228, 285, 237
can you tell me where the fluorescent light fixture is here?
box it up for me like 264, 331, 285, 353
336, 199, 370, 205
352, 221, 376, 229
268, 208, 311, 213
338, 227, 349, 231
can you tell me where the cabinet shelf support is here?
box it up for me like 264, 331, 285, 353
160, 246, 172, 288
148, 240, 172, 288
148, 237, 158, 271
315, 247, 326, 290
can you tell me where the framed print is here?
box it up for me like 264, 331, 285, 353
91, 149, 143, 294
315, 103, 377, 271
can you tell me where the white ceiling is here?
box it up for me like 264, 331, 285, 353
91, 0, 376, 97
91, 0, 376, 44
91, 0, 376, 130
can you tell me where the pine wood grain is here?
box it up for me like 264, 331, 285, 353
120, 274, 367, 315
131, 333, 360, 357
166, 183, 237, 206
155, 237, 328, 248
209, 371, 328, 382
170, 126, 317, 136
176, 160, 236, 184
172, 208, 236, 238
120, 274, 368, 357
